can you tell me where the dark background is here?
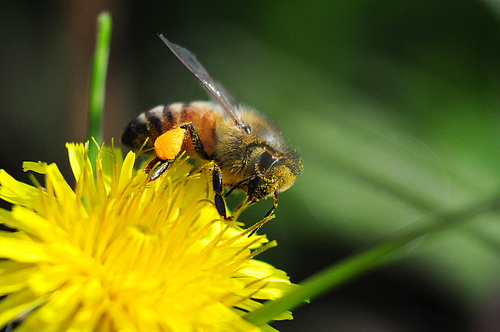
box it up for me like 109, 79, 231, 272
2, 1, 500, 331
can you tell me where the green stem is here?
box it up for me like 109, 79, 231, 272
87, 11, 112, 163
244, 191, 500, 327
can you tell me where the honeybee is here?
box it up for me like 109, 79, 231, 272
121, 35, 301, 220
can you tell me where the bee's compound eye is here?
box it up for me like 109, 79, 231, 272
258, 151, 277, 173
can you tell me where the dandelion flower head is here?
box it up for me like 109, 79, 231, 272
0, 142, 294, 331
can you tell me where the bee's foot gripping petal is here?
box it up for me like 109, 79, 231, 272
149, 160, 170, 182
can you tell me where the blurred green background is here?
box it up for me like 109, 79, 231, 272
2, 1, 500, 331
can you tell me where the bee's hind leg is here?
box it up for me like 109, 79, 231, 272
145, 157, 170, 182
179, 123, 211, 160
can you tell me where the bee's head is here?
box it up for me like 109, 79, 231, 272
246, 148, 301, 202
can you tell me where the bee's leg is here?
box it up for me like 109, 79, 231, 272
212, 166, 227, 218
145, 157, 170, 181
150, 160, 170, 181
248, 191, 278, 236
144, 157, 162, 174
180, 123, 229, 218
264, 191, 279, 219
224, 175, 256, 199
179, 123, 211, 160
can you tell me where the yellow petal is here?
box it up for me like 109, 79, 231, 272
0, 170, 38, 206
0, 261, 36, 296
46, 163, 76, 203
22, 161, 48, 174
66, 142, 87, 182
0, 288, 45, 327
117, 151, 136, 194
0, 235, 50, 263
35, 282, 84, 324
10, 206, 57, 242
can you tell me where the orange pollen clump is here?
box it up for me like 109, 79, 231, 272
154, 127, 187, 160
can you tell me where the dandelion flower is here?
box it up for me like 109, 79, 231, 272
0, 142, 294, 331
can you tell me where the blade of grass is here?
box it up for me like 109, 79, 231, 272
244, 190, 500, 327
87, 12, 112, 163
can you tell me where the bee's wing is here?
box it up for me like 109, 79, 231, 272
159, 35, 248, 132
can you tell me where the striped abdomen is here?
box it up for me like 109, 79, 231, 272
121, 101, 224, 157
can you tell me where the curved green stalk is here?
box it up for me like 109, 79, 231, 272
244, 190, 500, 327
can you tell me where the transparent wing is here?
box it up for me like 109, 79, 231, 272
159, 34, 248, 133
